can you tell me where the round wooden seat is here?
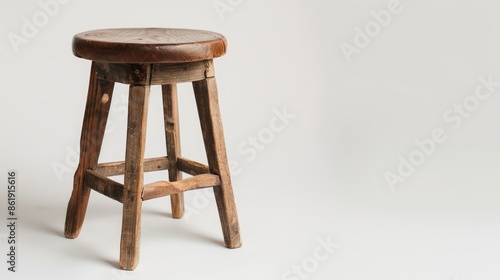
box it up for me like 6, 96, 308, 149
72, 28, 227, 64
66, 28, 241, 270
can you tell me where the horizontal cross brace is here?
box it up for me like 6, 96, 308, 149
95, 157, 210, 177
142, 174, 220, 201
84, 170, 124, 203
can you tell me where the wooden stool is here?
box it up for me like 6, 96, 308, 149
64, 28, 241, 270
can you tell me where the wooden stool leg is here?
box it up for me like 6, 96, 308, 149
162, 84, 184, 218
120, 84, 150, 270
65, 62, 115, 239
193, 77, 242, 249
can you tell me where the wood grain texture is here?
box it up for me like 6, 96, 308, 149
152, 60, 212, 84
73, 28, 226, 63
96, 156, 170, 177
96, 60, 212, 85
193, 76, 241, 249
65, 62, 115, 239
84, 170, 124, 203
120, 83, 151, 270
142, 174, 220, 201
95, 62, 151, 85
162, 84, 185, 218
67, 31, 241, 270
177, 157, 210, 176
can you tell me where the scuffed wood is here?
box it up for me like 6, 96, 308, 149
162, 84, 184, 218
95, 60, 213, 85
193, 75, 241, 249
67, 29, 242, 271
152, 60, 212, 84
96, 156, 170, 177
84, 170, 124, 203
142, 174, 220, 201
177, 157, 209, 176
120, 83, 150, 270
73, 28, 226, 64
65, 62, 115, 239
95, 62, 151, 85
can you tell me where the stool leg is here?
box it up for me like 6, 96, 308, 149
120, 85, 150, 270
65, 62, 115, 239
162, 84, 184, 218
193, 77, 242, 249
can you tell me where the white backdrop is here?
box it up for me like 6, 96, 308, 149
2, 0, 500, 279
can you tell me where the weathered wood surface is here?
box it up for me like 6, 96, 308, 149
152, 60, 213, 84
94, 156, 209, 177
84, 170, 124, 203
65, 62, 115, 239
120, 83, 150, 270
142, 174, 220, 201
162, 84, 184, 218
193, 74, 241, 249
96, 156, 170, 177
177, 157, 210, 176
95, 63, 151, 85
73, 28, 226, 63
67, 28, 241, 271
95, 60, 213, 85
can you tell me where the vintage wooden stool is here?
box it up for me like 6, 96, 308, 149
64, 28, 241, 270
